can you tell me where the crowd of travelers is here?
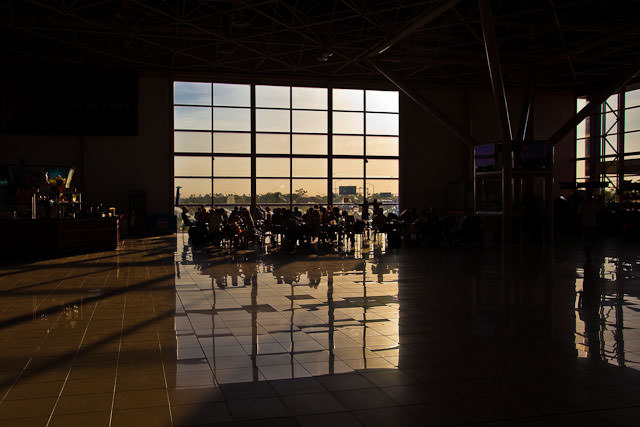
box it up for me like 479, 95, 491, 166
180, 200, 485, 251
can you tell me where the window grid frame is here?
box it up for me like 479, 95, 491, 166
173, 82, 399, 208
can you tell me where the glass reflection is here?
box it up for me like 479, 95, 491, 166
367, 136, 399, 156
292, 179, 327, 204
174, 234, 399, 383
175, 178, 211, 205
292, 158, 327, 177
292, 134, 327, 155
366, 90, 399, 113
292, 87, 327, 110
333, 89, 364, 111
174, 156, 212, 177
625, 108, 640, 132
213, 83, 250, 107
213, 108, 250, 131
257, 158, 290, 177
256, 85, 290, 108
366, 113, 399, 136
333, 112, 364, 134
175, 107, 212, 130
256, 109, 290, 132
574, 257, 640, 367
292, 110, 327, 133
175, 131, 211, 153
333, 135, 363, 156
214, 133, 251, 154
213, 179, 251, 204
174, 82, 212, 105
257, 133, 290, 154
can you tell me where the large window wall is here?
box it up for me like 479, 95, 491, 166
576, 87, 640, 200
174, 82, 399, 215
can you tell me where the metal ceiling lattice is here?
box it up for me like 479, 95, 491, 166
1, 0, 639, 91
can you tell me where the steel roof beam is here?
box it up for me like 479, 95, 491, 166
549, 56, 640, 146
479, 0, 513, 142
369, 0, 463, 57
370, 59, 478, 149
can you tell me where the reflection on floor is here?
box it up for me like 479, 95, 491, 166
0, 233, 639, 426
175, 234, 400, 384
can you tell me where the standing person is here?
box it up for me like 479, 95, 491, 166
361, 199, 369, 221
372, 199, 380, 217
578, 188, 600, 261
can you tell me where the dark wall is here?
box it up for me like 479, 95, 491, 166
0, 73, 173, 219
399, 84, 575, 212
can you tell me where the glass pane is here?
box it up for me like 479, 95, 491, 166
602, 136, 617, 157
367, 159, 398, 178
333, 135, 363, 155
333, 159, 363, 178
174, 106, 211, 130
292, 87, 327, 109
603, 112, 618, 135
604, 94, 618, 111
626, 89, 640, 108
292, 134, 327, 155
214, 133, 250, 154
625, 132, 640, 155
576, 160, 587, 179
175, 131, 211, 153
257, 179, 290, 204
174, 156, 211, 177
175, 178, 211, 205
625, 107, 640, 132
257, 133, 289, 154
366, 179, 399, 203
257, 158, 290, 177
256, 109, 290, 132
213, 107, 250, 131
256, 85, 290, 108
213, 179, 251, 204
333, 112, 363, 134
333, 89, 363, 111
576, 98, 587, 111
174, 82, 211, 105
577, 119, 587, 139
367, 136, 398, 156
213, 157, 250, 177
366, 113, 398, 135
292, 179, 327, 204
292, 110, 327, 133
213, 83, 250, 107
366, 90, 399, 112
292, 159, 327, 177
332, 179, 363, 204
576, 139, 587, 159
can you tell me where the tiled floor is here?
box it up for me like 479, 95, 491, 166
0, 233, 639, 426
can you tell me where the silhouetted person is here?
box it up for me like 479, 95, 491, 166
361, 199, 369, 221
578, 189, 600, 261
578, 259, 602, 362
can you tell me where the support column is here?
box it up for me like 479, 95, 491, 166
479, 0, 513, 244
588, 105, 601, 185
618, 91, 625, 200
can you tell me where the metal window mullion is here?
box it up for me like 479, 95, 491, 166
211, 83, 215, 206
328, 87, 333, 207
363, 91, 367, 201
251, 84, 257, 207
289, 87, 293, 209
619, 90, 625, 195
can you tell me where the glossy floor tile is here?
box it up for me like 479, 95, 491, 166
0, 234, 639, 426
